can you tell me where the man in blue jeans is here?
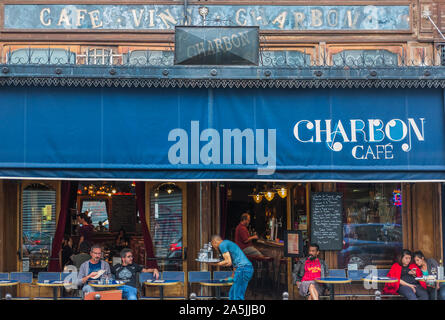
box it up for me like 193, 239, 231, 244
211, 235, 254, 300
111, 248, 160, 300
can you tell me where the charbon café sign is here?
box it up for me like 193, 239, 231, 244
3, 5, 410, 31
175, 27, 259, 65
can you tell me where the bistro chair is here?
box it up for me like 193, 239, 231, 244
328, 269, 347, 278
213, 271, 233, 300
36, 272, 61, 300
377, 269, 390, 277
188, 271, 211, 300
162, 271, 185, 300
0, 273, 9, 280
139, 272, 163, 300
59, 272, 81, 300
10, 272, 33, 300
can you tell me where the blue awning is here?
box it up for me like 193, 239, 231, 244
0, 86, 444, 181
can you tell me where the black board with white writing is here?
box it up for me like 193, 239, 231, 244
310, 192, 343, 251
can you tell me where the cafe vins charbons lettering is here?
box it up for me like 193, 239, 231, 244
4, 5, 410, 31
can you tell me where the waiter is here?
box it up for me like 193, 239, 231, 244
235, 213, 263, 257
210, 235, 254, 300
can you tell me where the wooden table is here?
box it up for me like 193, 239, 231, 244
0, 280, 19, 300
315, 277, 352, 300
37, 281, 67, 300
199, 280, 233, 300
144, 280, 181, 300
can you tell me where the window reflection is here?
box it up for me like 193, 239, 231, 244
337, 183, 403, 269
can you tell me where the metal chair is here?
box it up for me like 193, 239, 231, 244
188, 271, 211, 300
377, 269, 390, 277
347, 270, 366, 281
10, 272, 33, 300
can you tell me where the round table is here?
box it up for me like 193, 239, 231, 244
199, 280, 233, 300
0, 280, 19, 300
144, 280, 181, 300
416, 277, 445, 300
37, 281, 67, 300
89, 280, 124, 289
315, 277, 352, 300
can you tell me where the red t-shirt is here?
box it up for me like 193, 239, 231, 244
235, 223, 251, 250
301, 258, 322, 282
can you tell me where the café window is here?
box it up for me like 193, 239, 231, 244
22, 183, 57, 272
150, 183, 183, 270
336, 183, 403, 269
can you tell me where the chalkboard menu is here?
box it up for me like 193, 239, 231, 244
310, 192, 343, 251
110, 195, 136, 233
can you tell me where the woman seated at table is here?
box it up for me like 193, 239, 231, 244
413, 250, 445, 300
383, 249, 429, 300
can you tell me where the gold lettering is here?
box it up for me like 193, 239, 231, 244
311, 9, 323, 27
235, 9, 247, 26
132, 9, 144, 27
148, 9, 155, 27
57, 8, 71, 27
231, 34, 241, 48
238, 31, 250, 46
158, 9, 177, 29
222, 36, 232, 51
272, 11, 287, 30
293, 12, 305, 30
40, 8, 51, 27
327, 9, 338, 27
213, 38, 224, 53
345, 10, 360, 28
88, 10, 103, 29
76, 9, 87, 27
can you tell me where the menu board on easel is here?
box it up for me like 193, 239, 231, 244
310, 192, 343, 251
110, 195, 136, 233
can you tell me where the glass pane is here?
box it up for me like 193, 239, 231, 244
337, 183, 403, 269
9, 48, 76, 64
81, 200, 109, 230
150, 184, 183, 271
22, 189, 56, 272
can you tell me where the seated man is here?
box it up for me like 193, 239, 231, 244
235, 213, 263, 257
294, 243, 329, 300
111, 248, 160, 300
77, 244, 112, 297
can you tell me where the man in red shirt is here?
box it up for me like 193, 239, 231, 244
234, 213, 263, 257
294, 243, 329, 300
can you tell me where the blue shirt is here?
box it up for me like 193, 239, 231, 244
88, 261, 102, 276
219, 240, 252, 269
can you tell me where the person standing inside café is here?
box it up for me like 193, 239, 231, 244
413, 250, 445, 300
77, 212, 95, 251
383, 249, 428, 300
111, 248, 160, 300
210, 235, 254, 300
294, 243, 329, 300
77, 244, 112, 296
235, 213, 263, 257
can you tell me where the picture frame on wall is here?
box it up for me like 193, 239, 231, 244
284, 230, 303, 258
